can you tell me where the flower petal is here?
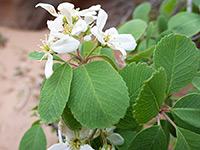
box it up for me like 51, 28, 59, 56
104, 27, 118, 36
45, 54, 53, 79
35, 3, 58, 17
84, 16, 97, 24
91, 26, 105, 45
57, 2, 75, 25
47, 15, 64, 32
47, 143, 68, 150
107, 133, 124, 146
84, 35, 92, 41
80, 144, 94, 150
96, 9, 108, 31
51, 36, 80, 53
112, 34, 137, 51
71, 19, 88, 35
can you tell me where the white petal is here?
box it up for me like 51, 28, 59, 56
45, 54, 53, 79
91, 26, 105, 45
47, 143, 68, 150
106, 126, 116, 133
47, 15, 64, 32
51, 36, 80, 53
84, 35, 92, 41
107, 133, 124, 146
57, 2, 74, 25
105, 27, 118, 36
71, 19, 88, 35
88, 4, 101, 11
112, 34, 137, 51
79, 5, 100, 16
97, 9, 108, 31
35, 3, 58, 17
84, 16, 97, 24
80, 144, 94, 150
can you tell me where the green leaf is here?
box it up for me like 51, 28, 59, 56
19, 125, 47, 150
133, 2, 151, 22
163, 0, 178, 16
193, 0, 200, 7
28, 51, 65, 62
125, 46, 155, 64
89, 54, 119, 71
172, 94, 200, 128
39, 63, 73, 124
134, 68, 167, 124
128, 125, 167, 150
173, 113, 200, 134
62, 104, 82, 131
116, 63, 154, 129
40, 63, 62, 92
138, 39, 156, 52
154, 34, 199, 96
192, 72, 200, 89
175, 127, 200, 150
100, 48, 118, 69
168, 12, 200, 37
157, 15, 168, 33
115, 129, 136, 150
118, 19, 147, 41
146, 22, 154, 48
68, 61, 129, 129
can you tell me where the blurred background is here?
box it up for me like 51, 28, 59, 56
0, 0, 163, 149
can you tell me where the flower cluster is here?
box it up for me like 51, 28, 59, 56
48, 119, 124, 150
36, 2, 136, 79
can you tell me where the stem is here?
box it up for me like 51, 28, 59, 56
161, 111, 177, 128
100, 129, 107, 145
85, 41, 98, 62
157, 115, 160, 126
69, 63, 79, 67
86, 55, 100, 62
86, 129, 97, 143
187, 0, 193, 12
58, 120, 63, 143
68, 52, 77, 57
67, 56, 81, 63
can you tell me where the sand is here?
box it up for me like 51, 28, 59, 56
0, 26, 57, 150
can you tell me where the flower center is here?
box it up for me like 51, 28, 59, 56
70, 137, 82, 150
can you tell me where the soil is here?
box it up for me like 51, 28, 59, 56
0, 26, 57, 150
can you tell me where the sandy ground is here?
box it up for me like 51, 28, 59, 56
0, 26, 57, 150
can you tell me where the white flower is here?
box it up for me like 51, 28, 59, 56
48, 124, 94, 150
91, 9, 137, 57
39, 32, 80, 79
106, 126, 124, 146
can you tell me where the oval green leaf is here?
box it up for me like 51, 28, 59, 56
19, 125, 47, 150
168, 12, 200, 37
133, 2, 151, 22
154, 34, 199, 96
116, 63, 154, 129
134, 68, 167, 124
68, 61, 129, 129
172, 94, 200, 128
175, 127, 200, 150
118, 19, 147, 41
128, 125, 167, 150
39, 62, 73, 124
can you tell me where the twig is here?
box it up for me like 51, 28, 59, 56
100, 129, 107, 145
157, 115, 160, 125
86, 129, 97, 143
160, 111, 177, 128
187, 0, 193, 13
